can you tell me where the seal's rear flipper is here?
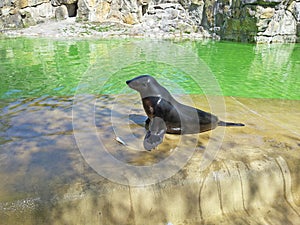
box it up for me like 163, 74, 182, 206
218, 121, 245, 127
143, 117, 167, 151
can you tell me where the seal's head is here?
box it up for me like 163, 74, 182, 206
126, 75, 169, 99
126, 75, 153, 92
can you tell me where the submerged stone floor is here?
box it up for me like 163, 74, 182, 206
0, 95, 299, 224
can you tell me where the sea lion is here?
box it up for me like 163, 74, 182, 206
126, 75, 244, 151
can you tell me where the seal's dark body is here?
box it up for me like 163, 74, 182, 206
142, 96, 218, 134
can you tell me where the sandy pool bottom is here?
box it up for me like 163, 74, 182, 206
0, 95, 299, 224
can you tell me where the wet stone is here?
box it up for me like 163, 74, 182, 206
0, 94, 299, 224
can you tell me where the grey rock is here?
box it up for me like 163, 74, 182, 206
242, 0, 282, 5
259, 10, 296, 36
0, 0, 299, 42
0, 6, 12, 17
295, 2, 300, 21
20, 9, 37, 27
297, 23, 300, 40
59, 0, 78, 4
55, 5, 68, 20
51, 0, 61, 7
1, 13, 23, 28
19, 2, 54, 23
17, 0, 50, 8
140, 3, 199, 36
218, 0, 298, 42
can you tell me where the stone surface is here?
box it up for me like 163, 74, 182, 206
51, 0, 61, 6
0, 0, 299, 42
297, 23, 300, 42
55, 4, 69, 20
77, 0, 113, 22
59, 0, 78, 4
137, 3, 205, 37
16, 0, 50, 9
19, 9, 36, 27
255, 9, 297, 43
295, 2, 300, 21
218, 0, 298, 42
242, 0, 282, 5
0, 13, 23, 29
0, 93, 299, 224
19, 2, 54, 22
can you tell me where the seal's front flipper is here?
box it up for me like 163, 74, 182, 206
143, 117, 167, 151
145, 117, 151, 130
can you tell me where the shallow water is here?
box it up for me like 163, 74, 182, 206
1, 94, 299, 224
0, 38, 299, 224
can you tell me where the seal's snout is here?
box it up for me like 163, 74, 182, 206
126, 75, 151, 86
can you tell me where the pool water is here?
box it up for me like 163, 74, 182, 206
0, 38, 299, 224
0, 38, 299, 99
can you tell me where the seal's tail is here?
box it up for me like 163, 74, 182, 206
218, 121, 245, 127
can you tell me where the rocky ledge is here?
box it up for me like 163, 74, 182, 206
1, 0, 300, 43
2, 17, 211, 40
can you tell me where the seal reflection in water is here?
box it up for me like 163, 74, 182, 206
126, 75, 244, 151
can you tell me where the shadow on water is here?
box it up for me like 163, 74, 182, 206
0, 96, 81, 199
0, 94, 138, 224
0, 94, 204, 193
0, 93, 206, 224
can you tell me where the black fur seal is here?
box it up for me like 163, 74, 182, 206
126, 75, 244, 151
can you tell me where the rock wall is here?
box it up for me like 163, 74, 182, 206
215, 0, 300, 42
0, 0, 77, 29
0, 0, 299, 42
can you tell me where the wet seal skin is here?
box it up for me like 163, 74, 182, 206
126, 75, 244, 151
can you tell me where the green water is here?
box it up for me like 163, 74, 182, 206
195, 42, 300, 100
0, 38, 299, 100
